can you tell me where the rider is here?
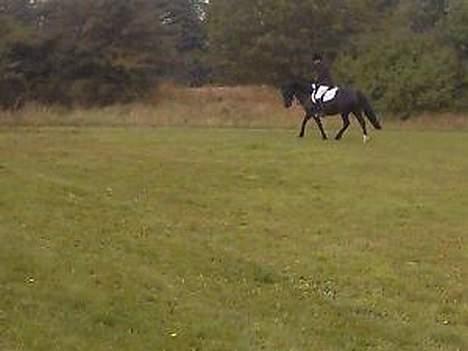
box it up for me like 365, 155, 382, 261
313, 53, 334, 87
312, 53, 335, 115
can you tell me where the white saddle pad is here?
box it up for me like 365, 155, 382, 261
322, 87, 338, 102
312, 85, 339, 103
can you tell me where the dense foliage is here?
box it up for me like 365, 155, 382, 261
206, 0, 467, 114
1, 0, 467, 114
0, 0, 206, 107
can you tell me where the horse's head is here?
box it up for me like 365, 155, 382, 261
280, 81, 296, 108
280, 79, 314, 108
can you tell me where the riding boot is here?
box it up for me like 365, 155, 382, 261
317, 101, 324, 117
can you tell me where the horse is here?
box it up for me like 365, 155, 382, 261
280, 79, 382, 142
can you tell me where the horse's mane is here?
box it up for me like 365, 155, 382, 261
286, 79, 314, 95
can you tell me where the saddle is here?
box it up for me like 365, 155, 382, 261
309, 83, 338, 116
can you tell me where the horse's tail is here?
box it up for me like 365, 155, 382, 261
357, 91, 382, 130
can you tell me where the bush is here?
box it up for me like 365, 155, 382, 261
334, 33, 461, 116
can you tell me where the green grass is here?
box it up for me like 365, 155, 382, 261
1, 126, 467, 350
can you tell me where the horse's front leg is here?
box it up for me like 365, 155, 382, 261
298, 114, 311, 138
313, 115, 328, 140
353, 111, 369, 143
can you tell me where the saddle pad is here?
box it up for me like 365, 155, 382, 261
322, 87, 338, 102
312, 85, 339, 103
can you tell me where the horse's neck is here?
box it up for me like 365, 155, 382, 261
296, 91, 310, 105
294, 84, 312, 105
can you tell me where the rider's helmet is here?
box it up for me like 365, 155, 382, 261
313, 53, 322, 63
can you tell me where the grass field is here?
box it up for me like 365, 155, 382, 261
1, 125, 467, 351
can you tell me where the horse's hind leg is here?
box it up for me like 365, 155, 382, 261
313, 115, 328, 140
335, 113, 350, 140
353, 111, 369, 143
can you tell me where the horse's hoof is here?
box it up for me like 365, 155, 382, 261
363, 135, 370, 144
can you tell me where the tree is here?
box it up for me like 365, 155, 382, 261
156, 0, 208, 83
205, 0, 398, 84
2, 0, 179, 105
0, 0, 38, 108
443, 0, 468, 54
0, 0, 209, 106
440, 0, 468, 109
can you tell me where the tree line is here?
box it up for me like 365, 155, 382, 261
0, 0, 206, 107
1, 0, 467, 115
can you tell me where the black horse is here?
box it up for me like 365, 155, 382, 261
280, 80, 382, 142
